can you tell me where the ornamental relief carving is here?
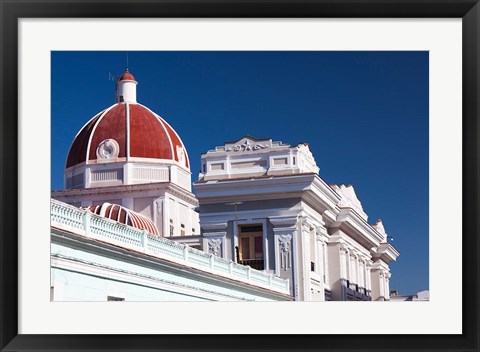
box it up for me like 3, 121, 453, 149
225, 140, 269, 152
96, 139, 120, 160
279, 234, 292, 271
208, 238, 222, 256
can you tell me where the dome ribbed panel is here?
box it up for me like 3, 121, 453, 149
65, 111, 103, 168
88, 104, 127, 161
82, 203, 160, 236
129, 104, 173, 160
162, 120, 189, 168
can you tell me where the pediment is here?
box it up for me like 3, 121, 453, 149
332, 184, 368, 221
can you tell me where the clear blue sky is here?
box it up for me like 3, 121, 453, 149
51, 51, 429, 295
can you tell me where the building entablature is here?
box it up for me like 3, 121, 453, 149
198, 136, 320, 181
371, 259, 391, 272
335, 238, 372, 259
201, 221, 228, 232
332, 208, 384, 249
308, 176, 342, 212
269, 216, 298, 231
52, 181, 199, 207
194, 173, 339, 213
372, 242, 400, 264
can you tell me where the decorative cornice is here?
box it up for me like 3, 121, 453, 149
333, 208, 384, 249
269, 216, 298, 228
201, 222, 228, 231
52, 180, 198, 206
373, 242, 400, 263
203, 231, 227, 238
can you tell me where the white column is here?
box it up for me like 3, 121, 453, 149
174, 199, 179, 236
358, 259, 365, 291
379, 272, 385, 299
385, 272, 391, 300
340, 247, 347, 280
262, 221, 269, 271
323, 242, 329, 285
366, 261, 372, 295
163, 198, 169, 237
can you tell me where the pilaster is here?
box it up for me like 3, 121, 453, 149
201, 222, 228, 258
270, 216, 297, 298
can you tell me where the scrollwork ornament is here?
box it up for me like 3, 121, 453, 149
96, 139, 120, 160
208, 238, 222, 256
279, 234, 292, 270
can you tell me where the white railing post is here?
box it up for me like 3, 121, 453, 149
51, 199, 292, 296
142, 230, 148, 252
83, 211, 91, 237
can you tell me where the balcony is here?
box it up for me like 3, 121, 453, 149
238, 259, 264, 271
50, 199, 289, 295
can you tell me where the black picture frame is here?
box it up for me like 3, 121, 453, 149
1, 1, 478, 351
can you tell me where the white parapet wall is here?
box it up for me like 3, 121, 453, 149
50, 199, 290, 300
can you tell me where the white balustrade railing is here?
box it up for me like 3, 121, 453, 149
51, 199, 290, 295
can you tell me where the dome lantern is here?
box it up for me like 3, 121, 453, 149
116, 70, 137, 103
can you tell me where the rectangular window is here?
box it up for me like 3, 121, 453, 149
241, 237, 250, 259
238, 225, 264, 270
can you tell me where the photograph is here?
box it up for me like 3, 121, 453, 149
50, 51, 428, 302
2, 1, 478, 350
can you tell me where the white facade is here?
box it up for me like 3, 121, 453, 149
51, 72, 400, 302
194, 136, 400, 301
51, 199, 290, 301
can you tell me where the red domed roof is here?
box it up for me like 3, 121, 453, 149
83, 203, 159, 236
66, 102, 189, 169
118, 70, 136, 81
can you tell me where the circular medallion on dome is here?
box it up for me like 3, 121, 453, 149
96, 139, 120, 160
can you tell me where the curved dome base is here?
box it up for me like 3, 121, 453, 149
65, 160, 192, 192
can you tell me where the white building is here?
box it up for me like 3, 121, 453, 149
51, 70, 290, 301
53, 70, 201, 244
194, 136, 400, 301
390, 290, 429, 301
51, 69, 399, 302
